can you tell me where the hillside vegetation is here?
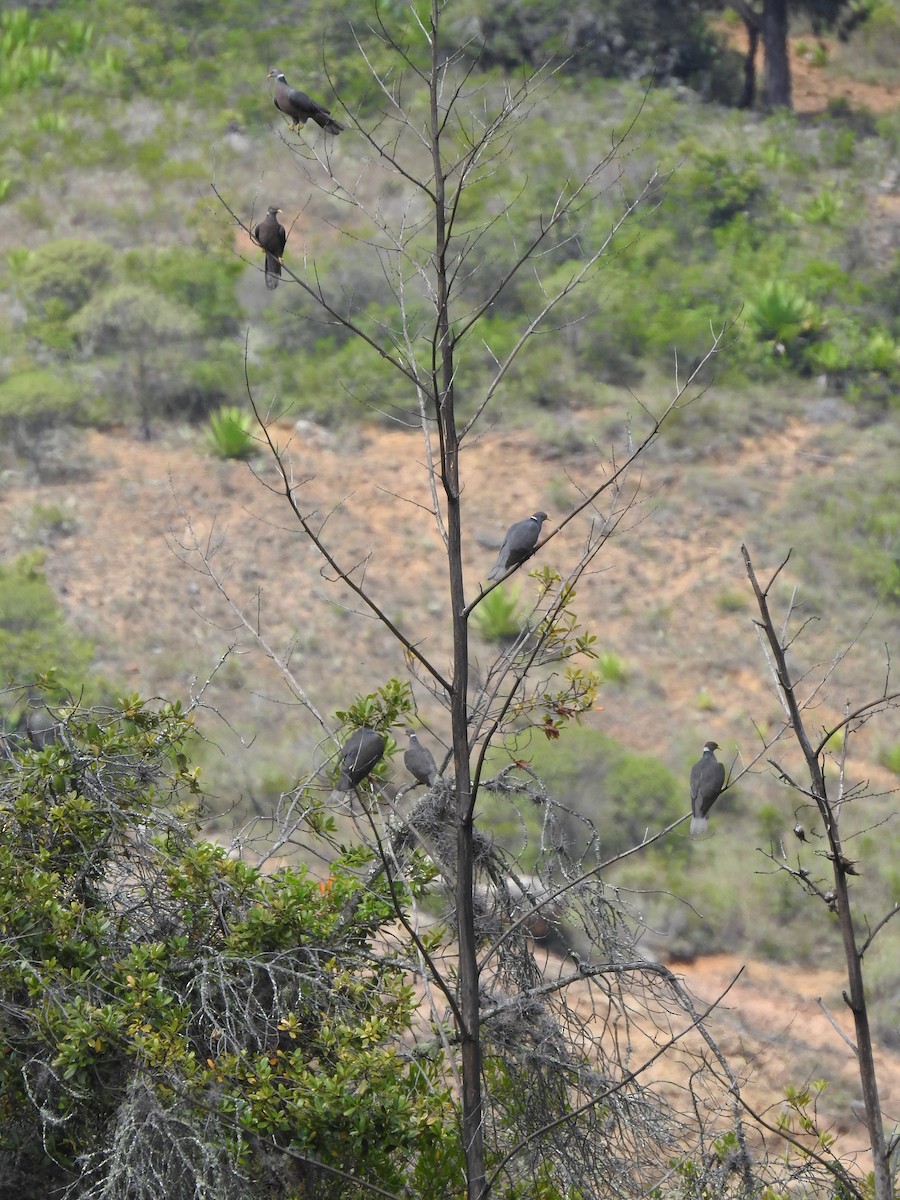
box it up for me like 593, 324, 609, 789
1, 0, 900, 986
4, 2, 900, 1196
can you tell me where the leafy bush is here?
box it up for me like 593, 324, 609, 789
16, 237, 110, 317
0, 697, 461, 1198
0, 369, 82, 438
508, 726, 684, 854
597, 650, 627, 683
0, 552, 95, 691
447, 0, 740, 101
127, 247, 246, 338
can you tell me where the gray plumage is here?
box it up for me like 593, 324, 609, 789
24, 695, 60, 748
254, 205, 286, 290
487, 511, 548, 581
404, 732, 437, 786
332, 727, 385, 798
690, 740, 726, 836
268, 70, 344, 134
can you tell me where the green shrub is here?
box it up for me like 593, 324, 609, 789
744, 279, 823, 351
0, 698, 460, 1196
672, 149, 767, 230
879, 744, 900, 775
473, 585, 523, 643
0, 369, 82, 437
0, 552, 95, 689
127, 247, 245, 337
803, 190, 843, 225
27, 502, 76, 541
507, 726, 684, 852
716, 589, 748, 613
17, 238, 110, 325
208, 405, 255, 459
597, 650, 627, 684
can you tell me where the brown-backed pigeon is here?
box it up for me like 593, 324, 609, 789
690, 741, 726, 835
268, 70, 344, 134
329, 727, 385, 803
487, 511, 548, 581
254, 206, 287, 290
404, 732, 437, 786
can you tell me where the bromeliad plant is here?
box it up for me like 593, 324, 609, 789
208, 404, 255, 459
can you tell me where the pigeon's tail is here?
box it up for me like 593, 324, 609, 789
690, 815, 709, 836
264, 253, 282, 290
486, 561, 505, 582
328, 786, 349, 806
314, 113, 344, 135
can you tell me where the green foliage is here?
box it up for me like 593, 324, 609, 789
804, 189, 844, 225
27, 502, 77, 541
71, 283, 200, 355
0, 553, 95, 694
68, 283, 237, 429
596, 650, 627, 684
473, 584, 524, 642
756, 803, 785, 844
447, 0, 739, 101
16, 237, 110, 329
208, 405, 255, 459
510, 725, 683, 853
0, 696, 462, 1197
673, 148, 768, 229
125, 246, 245, 338
745, 279, 823, 350
716, 588, 748, 613
796, 459, 900, 603
335, 680, 413, 734
0, 369, 82, 437
878, 743, 900, 775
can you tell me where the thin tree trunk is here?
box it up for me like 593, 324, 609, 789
742, 546, 891, 1200
761, 0, 792, 110
739, 19, 759, 109
428, 2, 486, 1194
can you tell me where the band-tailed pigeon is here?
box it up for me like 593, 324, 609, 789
254, 206, 287, 290
690, 741, 726, 835
329, 727, 385, 802
404, 731, 437, 786
487, 511, 548, 581
268, 70, 344, 134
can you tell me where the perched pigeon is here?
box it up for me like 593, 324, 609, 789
487, 511, 548, 581
254, 206, 287, 290
23, 696, 60, 748
690, 741, 726, 836
268, 70, 344, 134
404, 732, 437, 786
329, 727, 385, 803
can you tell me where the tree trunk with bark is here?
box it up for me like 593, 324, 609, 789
761, 0, 792, 109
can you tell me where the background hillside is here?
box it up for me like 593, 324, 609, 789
2, 0, 900, 1047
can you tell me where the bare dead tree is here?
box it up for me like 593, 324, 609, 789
742, 543, 900, 1200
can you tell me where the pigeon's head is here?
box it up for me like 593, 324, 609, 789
532, 511, 548, 524
267, 206, 283, 216
703, 740, 719, 753
268, 69, 286, 81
